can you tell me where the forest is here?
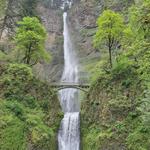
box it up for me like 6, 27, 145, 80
0, 0, 150, 150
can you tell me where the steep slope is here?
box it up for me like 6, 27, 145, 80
68, 0, 134, 79
0, 0, 64, 82
80, 0, 150, 150
0, 1, 64, 149
33, 1, 64, 82
81, 46, 150, 149
0, 63, 63, 150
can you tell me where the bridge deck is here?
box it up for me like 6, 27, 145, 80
50, 82, 90, 91
50, 82, 90, 86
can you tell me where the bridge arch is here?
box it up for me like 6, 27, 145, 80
50, 82, 90, 93
57, 86, 88, 93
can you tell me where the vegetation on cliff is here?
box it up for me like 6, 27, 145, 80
0, 63, 62, 150
0, 0, 150, 149
0, 0, 39, 39
14, 17, 50, 66
93, 10, 125, 67
0, 1, 62, 149
81, 0, 150, 150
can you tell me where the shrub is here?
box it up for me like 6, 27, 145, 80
1, 63, 33, 100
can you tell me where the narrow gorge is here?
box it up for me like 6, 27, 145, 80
0, 0, 150, 150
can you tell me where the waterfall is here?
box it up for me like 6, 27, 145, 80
58, 10, 80, 150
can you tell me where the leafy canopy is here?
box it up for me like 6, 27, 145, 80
94, 10, 125, 48
93, 10, 125, 67
15, 17, 50, 65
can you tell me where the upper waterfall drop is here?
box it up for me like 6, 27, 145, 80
58, 10, 80, 150
59, 12, 80, 113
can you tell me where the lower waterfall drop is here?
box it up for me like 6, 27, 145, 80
58, 12, 80, 150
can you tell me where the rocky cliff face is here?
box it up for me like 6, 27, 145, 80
37, 0, 102, 82
0, 0, 24, 45
65, 0, 135, 81
34, 0, 102, 83
0, 0, 64, 83
33, 1, 64, 82
68, 0, 102, 75
0, 0, 135, 82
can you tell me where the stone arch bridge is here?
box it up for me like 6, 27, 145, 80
50, 82, 90, 92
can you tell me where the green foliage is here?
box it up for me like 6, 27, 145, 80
14, 17, 50, 65
82, 126, 101, 150
0, 101, 27, 150
0, 99, 58, 150
129, 0, 150, 39
85, 59, 107, 83
126, 117, 150, 150
5, 101, 26, 120
0, 118, 27, 150
0, 51, 7, 60
94, 10, 125, 66
1, 63, 33, 100
94, 10, 125, 48
0, 0, 7, 16
126, 90, 150, 150
5, 63, 33, 80
82, 1, 150, 150
112, 56, 135, 80
0, 63, 62, 149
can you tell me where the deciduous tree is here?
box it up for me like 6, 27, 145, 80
15, 17, 50, 65
94, 10, 125, 67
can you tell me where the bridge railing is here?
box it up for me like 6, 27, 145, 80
50, 82, 90, 86
49, 82, 90, 92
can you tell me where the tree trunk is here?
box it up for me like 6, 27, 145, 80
108, 36, 113, 68
109, 46, 112, 68
26, 43, 32, 64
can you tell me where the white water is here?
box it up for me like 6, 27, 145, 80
58, 12, 80, 150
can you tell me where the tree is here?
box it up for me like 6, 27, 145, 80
93, 10, 125, 67
15, 17, 50, 65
